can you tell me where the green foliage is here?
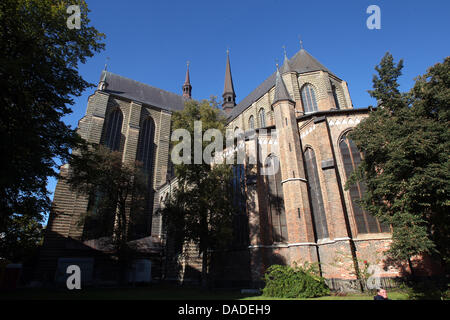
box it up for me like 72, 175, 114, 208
262, 263, 330, 299
0, 214, 43, 263
398, 281, 449, 300
67, 145, 148, 263
159, 98, 235, 285
348, 53, 450, 269
0, 0, 104, 259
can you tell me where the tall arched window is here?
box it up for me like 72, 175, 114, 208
301, 84, 318, 113
264, 155, 287, 243
248, 115, 255, 130
339, 133, 390, 234
136, 117, 156, 175
104, 108, 123, 151
129, 117, 156, 239
331, 83, 340, 109
259, 108, 266, 127
304, 148, 329, 240
231, 164, 248, 247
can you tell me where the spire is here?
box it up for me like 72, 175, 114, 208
98, 70, 108, 91
280, 45, 292, 74
98, 57, 109, 91
184, 61, 191, 84
222, 49, 236, 113
272, 64, 293, 105
182, 61, 192, 99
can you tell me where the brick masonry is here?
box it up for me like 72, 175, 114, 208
40, 57, 443, 290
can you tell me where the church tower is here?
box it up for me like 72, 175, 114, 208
222, 49, 236, 113
182, 61, 192, 99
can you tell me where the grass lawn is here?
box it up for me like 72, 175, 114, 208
0, 284, 409, 300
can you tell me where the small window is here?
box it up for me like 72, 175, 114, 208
259, 109, 266, 127
248, 115, 255, 129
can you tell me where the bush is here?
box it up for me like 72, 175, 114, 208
400, 280, 449, 300
262, 263, 330, 299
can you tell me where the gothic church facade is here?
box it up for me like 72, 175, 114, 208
40, 46, 430, 290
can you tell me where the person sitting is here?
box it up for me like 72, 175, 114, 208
374, 288, 389, 300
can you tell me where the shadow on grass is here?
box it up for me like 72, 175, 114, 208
0, 284, 413, 300
0, 284, 257, 300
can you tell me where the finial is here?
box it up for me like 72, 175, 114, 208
282, 45, 287, 58
104, 57, 110, 71
298, 35, 304, 49
187, 60, 190, 68
226, 47, 230, 55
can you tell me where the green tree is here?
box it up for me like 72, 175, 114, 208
348, 53, 450, 273
159, 99, 235, 287
0, 0, 105, 260
67, 144, 149, 283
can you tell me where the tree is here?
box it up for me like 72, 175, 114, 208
67, 144, 149, 283
0, 0, 105, 259
159, 99, 235, 287
348, 53, 450, 273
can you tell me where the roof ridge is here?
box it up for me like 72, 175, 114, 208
102, 70, 186, 100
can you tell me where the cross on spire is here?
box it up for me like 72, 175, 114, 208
298, 35, 304, 49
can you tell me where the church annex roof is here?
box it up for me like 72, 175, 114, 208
227, 49, 337, 122
99, 70, 187, 112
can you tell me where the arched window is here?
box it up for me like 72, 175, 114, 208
136, 117, 156, 175
331, 83, 340, 109
129, 117, 156, 240
104, 108, 123, 151
304, 148, 329, 240
301, 84, 318, 113
248, 115, 255, 130
231, 164, 248, 247
339, 133, 390, 234
264, 155, 287, 243
259, 109, 266, 127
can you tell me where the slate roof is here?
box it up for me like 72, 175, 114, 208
227, 49, 337, 122
273, 68, 293, 104
100, 70, 187, 112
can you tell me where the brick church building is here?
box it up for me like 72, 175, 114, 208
39, 45, 438, 290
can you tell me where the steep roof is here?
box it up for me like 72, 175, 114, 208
223, 51, 235, 95
99, 70, 186, 112
273, 68, 294, 104
227, 49, 336, 122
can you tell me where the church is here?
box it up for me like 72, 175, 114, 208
39, 44, 435, 291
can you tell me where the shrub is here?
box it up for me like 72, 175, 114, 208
402, 280, 449, 300
262, 263, 330, 299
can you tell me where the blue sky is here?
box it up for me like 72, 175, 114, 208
45, 0, 450, 213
